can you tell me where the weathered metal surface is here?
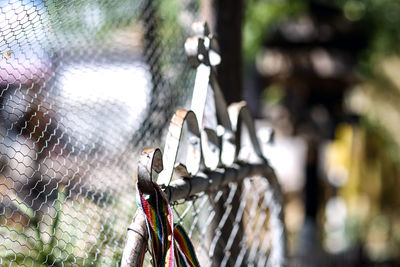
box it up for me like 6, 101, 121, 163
137, 148, 163, 194
228, 101, 267, 163
121, 211, 148, 267
122, 21, 286, 267
157, 110, 201, 186
121, 148, 164, 266
201, 128, 220, 170
125, 153, 286, 267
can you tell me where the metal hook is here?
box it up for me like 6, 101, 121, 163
137, 148, 163, 195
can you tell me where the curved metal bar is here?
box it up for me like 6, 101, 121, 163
121, 211, 148, 267
137, 148, 163, 195
201, 128, 220, 170
124, 162, 286, 267
228, 101, 267, 163
185, 28, 235, 168
165, 163, 281, 201
190, 63, 211, 128
157, 109, 202, 186
210, 71, 236, 166
122, 148, 163, 266
210, 71, 232, 130
185, 35, 211, 130
165, 163, 286, 266
123, 21, 285, 267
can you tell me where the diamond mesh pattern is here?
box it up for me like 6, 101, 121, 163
169, 175, 285, 267
0, 0, 198, 265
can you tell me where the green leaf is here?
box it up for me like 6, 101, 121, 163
48, 186, 66, 253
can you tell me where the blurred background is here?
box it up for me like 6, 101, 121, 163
240, 0, 400, 265
0, 0, 399, 266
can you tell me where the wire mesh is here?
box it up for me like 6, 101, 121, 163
169, 175, 285, 267
0, 0, 199, 265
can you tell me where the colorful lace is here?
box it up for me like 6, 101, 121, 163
137, 182, 200, 267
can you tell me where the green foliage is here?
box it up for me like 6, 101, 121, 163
244, 0, 400, 71
1, 187, 74, 266
45, 0, 139, 48
0, 187, 123, 266
335, 0, 400, 74
243, 0, 306, 63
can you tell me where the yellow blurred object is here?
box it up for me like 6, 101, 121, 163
324, 115, 400, 259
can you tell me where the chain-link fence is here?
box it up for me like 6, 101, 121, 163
121, 22, 286, 266
0, 1, 287, 266
0, 0, 200, 265
169, 175, 284, 267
